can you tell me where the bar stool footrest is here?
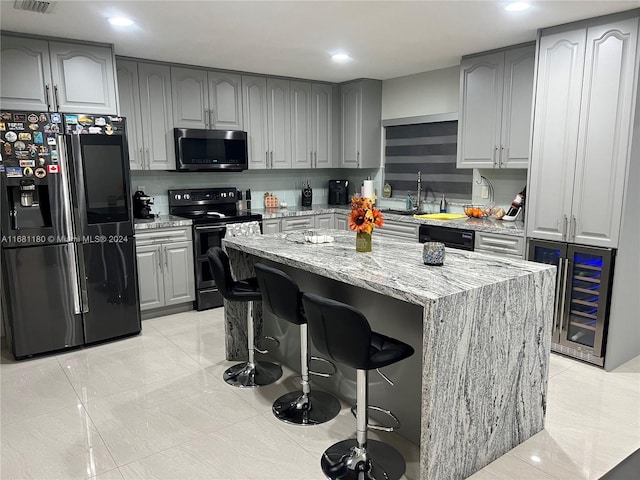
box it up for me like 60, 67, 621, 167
350, 405, 401, 432
254, 335, 280, 354
308, 355, 338, 378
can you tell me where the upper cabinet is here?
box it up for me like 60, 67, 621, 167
242, 75, 291, 169
1, 35, 118, 115
457, 44, 535, 169
118, 60, 174, 170
290, 81, 338, 168
341, 79, 382, 168
527, 15, 639, 248
171, 67, 243, 130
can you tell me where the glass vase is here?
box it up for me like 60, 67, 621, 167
355, 231, 372, 252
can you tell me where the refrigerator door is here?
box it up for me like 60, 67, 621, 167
81, 239, 141, 344
1, 243, 84, 358
65, 125, 134, 239
560, 245, 614, 357
528, 239, 568, 344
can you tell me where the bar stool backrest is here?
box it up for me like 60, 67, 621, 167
254, 263, 306, 326
302, 292, 373, 370
206, 247, 235, 300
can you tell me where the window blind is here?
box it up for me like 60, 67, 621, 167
384, 121, 472, 201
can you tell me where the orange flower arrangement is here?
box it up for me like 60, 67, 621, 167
348, 195, 384, 234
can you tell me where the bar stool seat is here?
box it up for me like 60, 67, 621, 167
254, 263, 341, 426
206, 247, 282, 388
302, 292, 414, 480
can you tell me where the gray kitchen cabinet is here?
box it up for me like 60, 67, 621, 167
242, 75, 291, 169
314, 213, 334, 229
171, 67, 243, 130
376, 219, 419, 241
281, 215, 314, 231
138, 62, 175, 170
527, 16, 638, 248
457, 43, 535, 169
291, 82, 337, 168
340, 79, 382, 168
135, 227, 195, 312
1, 35, 118, 115
116, 60, 144, 170
474, 232, 524, 258
335, 211, 350, 231
262, 218, 281, 234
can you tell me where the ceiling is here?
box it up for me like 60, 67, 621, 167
1, 0, 639, 82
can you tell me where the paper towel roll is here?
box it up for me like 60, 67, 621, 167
363, 180, 375, 199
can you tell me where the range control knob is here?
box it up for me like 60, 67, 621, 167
221, 192, 227, 198
184, 193, 190, 200
175, 194, 182, 200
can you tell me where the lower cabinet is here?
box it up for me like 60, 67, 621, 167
377, 219, 419, 241
335, 211, 350, 231
136, 228, 195, 311
474, 231, 524, 258
314, 213, 334, 229
262, 218, 281, 234
281, 215, 315, 231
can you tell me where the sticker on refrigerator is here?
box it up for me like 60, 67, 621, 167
34, 132, 43, 144
88, 126, 102, 134
1, 113, 11, 120
29, 123, 40, 131
50, 113, 61, 123
18, 132, 32, 141
47, 164, 59, 174
94, 117, 106, 126
105, 124, 114, 135
28, 144, 38, 154
38, 146, 48, 155
27, 114, 38, 123
6, 166, 22, 177
51, 150, 58, 162
0, 122, 5, 131
47, 136, 56, 146
38, 157, 46, 166
15, 151, 29, 160
78, 116, 93, 126
14, 141, 26, 151
64, 115, 78, 125
8, 122, 24, 131
39, 113, 48, 122
23, 167, 33, 177
5, 132, 17, 142
19, 159, 35, 167
34, 167, 46, 178
4, 143, 11, 155
12, 114, 26, 122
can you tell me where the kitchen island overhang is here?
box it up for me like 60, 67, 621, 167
222, 230, 556, 480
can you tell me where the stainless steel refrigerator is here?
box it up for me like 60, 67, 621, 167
1, 111, 141, 359
528, 240, 615, 366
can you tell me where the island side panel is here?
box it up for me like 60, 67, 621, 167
419, 268, 555, 480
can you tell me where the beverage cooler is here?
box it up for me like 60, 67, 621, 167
528, 240, 615, 366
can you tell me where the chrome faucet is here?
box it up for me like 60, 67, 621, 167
416, 171, 422, 213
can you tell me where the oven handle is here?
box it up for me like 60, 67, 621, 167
194, 225, 227, 233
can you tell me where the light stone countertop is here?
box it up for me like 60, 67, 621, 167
253, 205, 525, 236
134, 215, 192, 231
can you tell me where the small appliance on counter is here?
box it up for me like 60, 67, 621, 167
301, 180, 312, 207
503, 187, 526, 222
132, 191, 155, 219
328, 180, 349, 205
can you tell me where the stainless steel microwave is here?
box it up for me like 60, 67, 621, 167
174, 128, 248, 172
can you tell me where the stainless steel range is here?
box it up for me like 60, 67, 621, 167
169, 187, 262, 310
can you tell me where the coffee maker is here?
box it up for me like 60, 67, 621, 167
328, 180, 350, 205
132, 191, 154, 219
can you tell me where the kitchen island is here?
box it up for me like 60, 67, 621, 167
222, 230, 555, 480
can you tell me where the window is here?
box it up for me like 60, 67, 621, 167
384, 120, 472, 202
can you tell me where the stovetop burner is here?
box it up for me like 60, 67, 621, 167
168, 187, 262, 225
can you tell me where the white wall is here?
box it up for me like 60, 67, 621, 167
382, 66, 460, 119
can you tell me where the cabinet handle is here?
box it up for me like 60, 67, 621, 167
500, 145, 506, 167
158, 248, 163, 272
270, 151, 273, 168
493, 145, 499, 167
204, 109, 209, 129
314, 151, 317, 168
145, 148, 150, 170
45, 84, 52, 111
357, 151, 360, 168
210, 109, 215, 128
570, 215, 577, 242
139, 147, 143, 169
164, 247, 168, 269
310, 151, 313, 167
266, 151, 269, 167
53, 85, 60, 111
561, 214, 568, 241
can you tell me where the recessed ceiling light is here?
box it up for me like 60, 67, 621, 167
332, 53, 352, 64
108, 16, 135, 27
504, 2, 530, 12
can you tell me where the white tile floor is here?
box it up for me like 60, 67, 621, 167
1, 309, 638, 480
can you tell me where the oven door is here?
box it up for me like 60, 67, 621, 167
194, 224, 226, 290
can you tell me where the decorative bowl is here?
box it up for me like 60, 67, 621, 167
463, 205, 492, 218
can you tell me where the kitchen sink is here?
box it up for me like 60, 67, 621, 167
381, 209, 416, 216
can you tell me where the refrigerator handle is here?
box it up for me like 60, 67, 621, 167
69, 244, 83, 315
558, 258, 570, 335
76, 243, 90, 314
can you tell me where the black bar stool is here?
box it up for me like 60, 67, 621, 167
206, 247, 282, 388
302, 292, 415, 480
254, 263, 341, 426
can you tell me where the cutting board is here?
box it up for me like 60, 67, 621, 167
413, 213, 467, 220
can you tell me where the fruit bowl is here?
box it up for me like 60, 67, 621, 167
463, 205, 492, 218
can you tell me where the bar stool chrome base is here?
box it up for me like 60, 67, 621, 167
320, 439, 406, 480
272, 390, 341, 425
223, 361, 282, 388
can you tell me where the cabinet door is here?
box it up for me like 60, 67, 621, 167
262, 219, 281, 234
571, 18, 639, 248
0, 36, 52, 111
136, 244, 165, 311
500, 45, 535, 168
116, 60, 144, 170
242, 75, 268, 168
314, 213, 334, 229
527, 29, 586, 243
267, 78, 291, 169
291, 81, 312, 168
48, 42, 118, 114
341, 82, 361, 167
171, 67, 208, 129
457, 52, 504, 168
208, 71, 243, 130
312, 83, 333, 168
138, 63, 175, 170
163, 241, 195, 306
336, 213, 350, 231
281, 216, 314, 231
376, 219, 419, 241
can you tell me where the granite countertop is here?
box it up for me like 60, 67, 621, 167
254, 204, 525, 236
223, 229, 552, 305
134, 215, 192, 231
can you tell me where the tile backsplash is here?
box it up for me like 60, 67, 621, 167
131, 168, 377, 215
